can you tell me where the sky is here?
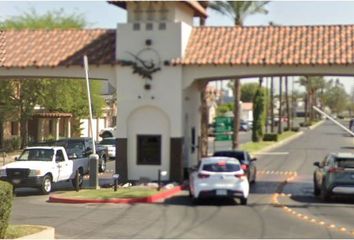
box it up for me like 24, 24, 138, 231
1, 1, 354, 93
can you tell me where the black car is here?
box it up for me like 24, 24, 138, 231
213, 150, 257, 183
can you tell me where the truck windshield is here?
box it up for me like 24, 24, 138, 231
18, 149, 54, 162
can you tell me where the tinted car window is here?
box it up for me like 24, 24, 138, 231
213, 151, 246, 163
336, 158, 354, 168
202, 162, 240, 172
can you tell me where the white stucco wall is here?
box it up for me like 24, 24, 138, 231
127, 106, 170, 180
182, 83, 202, 168
116, 19, 192, 180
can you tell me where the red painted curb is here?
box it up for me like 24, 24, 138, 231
48, 186, 182, 204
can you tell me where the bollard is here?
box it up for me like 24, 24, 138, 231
113, 174, 119, 192
157, 169, 161, 191
74, 170, 80, 192
89, 154, 99, 189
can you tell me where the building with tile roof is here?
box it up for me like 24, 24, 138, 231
1, 1, 354, 182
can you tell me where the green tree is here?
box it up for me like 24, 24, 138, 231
252, 87, 265, 142
0, 9, 105, 146
209, 1, 269, 148
216, 103, 233, 116
0, 8, 86, 29
240, 82, 259, 102
299, 76, 325, 122
322, 79, 348, 114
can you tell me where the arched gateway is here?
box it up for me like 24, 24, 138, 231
2, 1, 354, 182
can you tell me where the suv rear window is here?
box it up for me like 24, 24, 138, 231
336, 158, 354, 168
213, 151, 246, 163
202, 162, 240, 172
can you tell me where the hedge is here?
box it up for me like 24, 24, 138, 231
263, 133, 278, 142
0, 180, 13, 238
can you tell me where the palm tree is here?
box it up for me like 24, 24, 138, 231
278, 77, 283, 134
209, 1, 269, 149
299, 76, 325, 123
199, 16, 209, 157
285, 76, 291, 130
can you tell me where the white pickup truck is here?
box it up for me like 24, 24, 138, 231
0, 146, 89, 194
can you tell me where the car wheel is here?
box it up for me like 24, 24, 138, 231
40, 175, 52, 195
313, 176, 320, 196
240, 197, 248, 205
320, 179, 330, 201
99, 155, 107, 173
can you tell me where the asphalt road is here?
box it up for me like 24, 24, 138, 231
9, 120, 354, 238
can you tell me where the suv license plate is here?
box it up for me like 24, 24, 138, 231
216, 189, 227, 196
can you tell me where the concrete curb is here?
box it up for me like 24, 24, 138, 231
309, 120, 325, 129
17, 225, 55, 239
253, 131, 304, 155
48, 186, 182, 204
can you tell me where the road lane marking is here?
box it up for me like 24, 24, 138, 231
256, 152, 289, 155
274, 189, 353, 237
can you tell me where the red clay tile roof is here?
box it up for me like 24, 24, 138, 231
109, 1, 208, 18
1, 29, 115, 68
0, 30, 5, 67
172, 25, 354, 65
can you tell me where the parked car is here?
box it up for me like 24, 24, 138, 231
99, 127, 116, 138
240, 120, 250, 131
213, 150, 257, 183
0, 146, 89, 194
98, 137, 116, 159
189, 156, 249, 205
313, 152, 354, 201
52, 138, 108, 173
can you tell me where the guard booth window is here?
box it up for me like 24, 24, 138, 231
137, 135, 161, 165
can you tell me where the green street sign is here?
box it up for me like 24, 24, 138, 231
215, 116, 233, 132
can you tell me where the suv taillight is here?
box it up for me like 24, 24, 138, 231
241, 164, 249, 171
198, 173, 210, 179
235, 173, 247, 180
328, 167, 344, 173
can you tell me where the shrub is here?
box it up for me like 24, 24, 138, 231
11, 137, 21, 150
291, 127, 300, 132
263, 133, 278, 141
299, 122, 312, 127
0, 181, 13, 238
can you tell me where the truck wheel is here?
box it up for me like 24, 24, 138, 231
99, 155, 107, 173
40, 175, 52, 195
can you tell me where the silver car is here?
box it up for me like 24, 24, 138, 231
313, 152, 354, 201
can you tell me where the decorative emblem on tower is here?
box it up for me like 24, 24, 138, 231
118, 39, 161, 90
